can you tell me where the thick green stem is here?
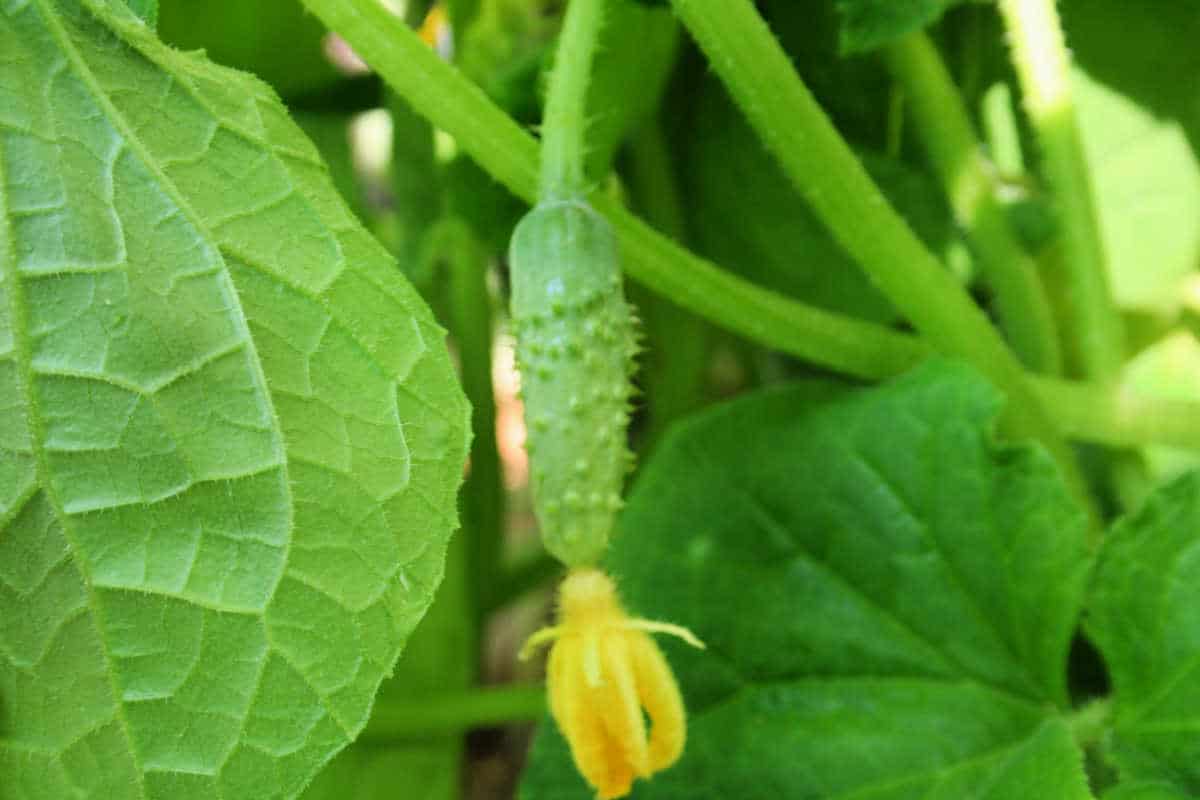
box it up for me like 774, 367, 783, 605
300, 0, 928, 380
300, 0, 1200, 460
438, 220, 504, 622
982, 82, 1025, 175
669, 0, 1084, 501
361, 684, 546, 740
388, 90, 439, 271
1030, 377, 1200, 452
301, 0, 541, 199
597, 193, 932, 379
626, 118, 688, 242
997, 0, 1125, 380
626, 119, 712, 445
883, 33, 1062, 375
540, 0, 606, 199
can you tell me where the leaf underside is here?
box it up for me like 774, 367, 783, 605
520, 361, 1093, 799
0, 1, 469, 798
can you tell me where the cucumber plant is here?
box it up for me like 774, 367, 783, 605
8, 0, 1200, 798
506, 1, 701, 796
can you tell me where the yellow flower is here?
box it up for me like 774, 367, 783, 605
521, 568, 704, 799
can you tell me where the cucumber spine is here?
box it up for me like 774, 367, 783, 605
509, 199, 637, 566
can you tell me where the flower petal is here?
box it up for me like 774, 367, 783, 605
598, 630, 651, 778
629, 631, 687, 772
546, 635, 572, 724
595, 734, 636, 800
551, 637, 633, 798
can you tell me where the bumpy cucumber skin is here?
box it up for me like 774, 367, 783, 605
509, 200, 636, 567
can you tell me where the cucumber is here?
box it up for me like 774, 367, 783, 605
509, 199, 637, 566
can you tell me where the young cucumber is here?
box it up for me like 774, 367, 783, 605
509, 199, 637, 566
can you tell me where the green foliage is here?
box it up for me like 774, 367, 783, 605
1088, 472, 1200, 796
1072, 70, 1200, 314
834, 0, 971, 54
1117, 332, 1200, 504
685, 78, 958, 323
1062, 0, 1200, 151
583, 0, 679, 181
300, 537, 472, 800
762, 0, 894, 151
0, 1, 468, 798
12, 0, 1200, 797
455, 0, 558, 125
522, 362, 1094, 798
292, 111, 368, 221
157, 0, 341, 99
121, 0, 154, 26
1104, 785, 1193, 800
1058, 0, 1200, 318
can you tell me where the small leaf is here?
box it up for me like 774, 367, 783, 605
121, 0, 154, 26
521, 362, 1093, 798
0, 0, 469, 797
835, 0, 971, 54
1087, 472, 1200, 796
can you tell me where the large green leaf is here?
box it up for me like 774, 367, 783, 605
1047, 0, 1200, 315
521, 362, 1093, 798
1105, 785, 1193, 800
300, 535, 472, 800
1062, 0, 1200, 153
0, 1, 469, 798
1072, 69, 1200, 314
1087, 472, 1200, 796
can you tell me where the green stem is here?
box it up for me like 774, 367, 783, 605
300, 0, 928, 380
883, 33, 1063, 375
997, 0, 1125, 380
626, 119, 712, 446
598, 192, 932, 379
1066, 697, 1111, 750
669, 0, 1084, 503
438, 220, 504, 623
360, 684, 546, 741
540, 0, 606, 199
981, 82, 1025, 175
626, 118, 688, 243
486, 551, 562, 613
300, 0, 541, 200
1029, 377, 1200, 452
388, 89, 440, 271
301, 0, 1200, 459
